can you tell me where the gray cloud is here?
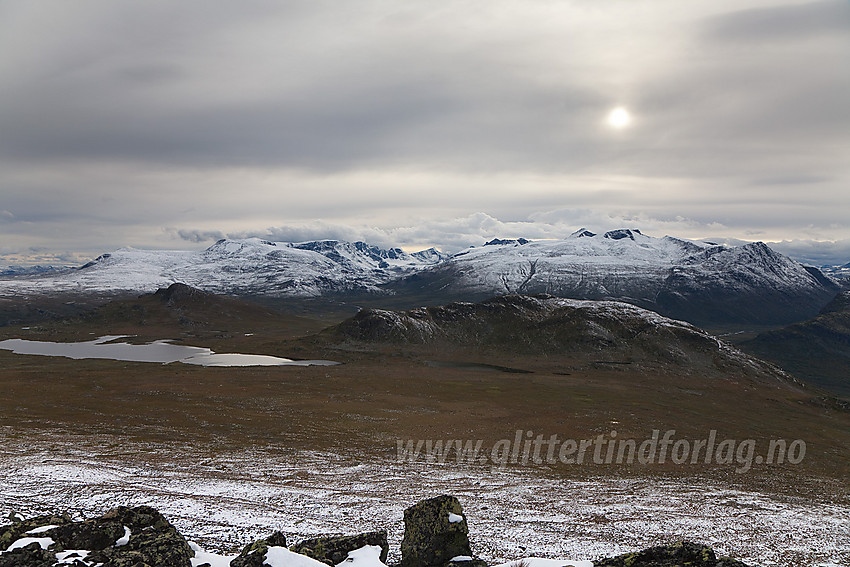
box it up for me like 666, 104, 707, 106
168, 212, 850, 267
0, 1, 847, 266
702, 1, 850, 43
770, 239, 850, 267
176, 229, 226, 244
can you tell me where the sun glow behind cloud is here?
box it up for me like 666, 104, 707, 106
607, 107, 632, 129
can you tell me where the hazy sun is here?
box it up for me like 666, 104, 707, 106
607, 107, 631, 129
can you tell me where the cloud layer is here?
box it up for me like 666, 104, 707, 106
1, 1, 848, 265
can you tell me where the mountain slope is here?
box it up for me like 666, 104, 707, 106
385, 229, 837, 325
740, 291, 850, 398
324, 294, 792, 383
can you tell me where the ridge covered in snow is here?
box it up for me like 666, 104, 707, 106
0, 230, 838, 324
0, 238, 447, 298
386, 229, 839, 325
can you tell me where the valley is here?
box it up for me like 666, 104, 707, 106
1, 239, 848, 567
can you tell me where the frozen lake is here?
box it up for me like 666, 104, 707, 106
0, 336, 338, 367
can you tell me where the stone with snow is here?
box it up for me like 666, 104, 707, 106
0, 513, 71, 552
0, 541, 56, 567
290, 531, 389, 566
334, 545, 387, 567
593, 541, 752, 567
401, 496, 482, 567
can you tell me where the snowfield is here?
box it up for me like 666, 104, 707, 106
0, 430, 847, 567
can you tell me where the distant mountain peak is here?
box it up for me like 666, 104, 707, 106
569, 228, 596, 238
603, 228, 642, 241
484, 238, 530, 246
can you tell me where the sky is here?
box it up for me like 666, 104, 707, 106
1, 0, 848, 266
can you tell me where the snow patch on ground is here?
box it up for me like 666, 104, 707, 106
0, 434, 847, 567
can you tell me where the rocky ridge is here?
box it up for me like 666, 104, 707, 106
329, 294, 792, 382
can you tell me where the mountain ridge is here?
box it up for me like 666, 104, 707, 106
323, 293, 794, 384
740, 291, 850, 398
0, 231, 839, 326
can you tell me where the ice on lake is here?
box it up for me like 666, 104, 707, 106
0, 336, 338, 367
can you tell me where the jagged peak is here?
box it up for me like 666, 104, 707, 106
205, 237, 277, 254
484, 238, 530, 246
569, 228, 596, 238
603, 228, 642, 241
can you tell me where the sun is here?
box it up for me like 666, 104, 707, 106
607, 107, 631, 129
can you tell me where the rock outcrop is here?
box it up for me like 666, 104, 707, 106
0, 506, 192, 567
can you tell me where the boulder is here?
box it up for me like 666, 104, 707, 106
51, 506, 192, 567
0, 513, 72, 551
401, 496, 479, 567
593, 541, 752, 567
290, 531, 389, 566
0, 541, 56, 567
231, 531, 289, 567
48, 517, 125, 551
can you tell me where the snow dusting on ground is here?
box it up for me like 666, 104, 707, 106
0, 432, 847, 567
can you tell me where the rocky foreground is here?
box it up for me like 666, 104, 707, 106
0, 496, 754, 567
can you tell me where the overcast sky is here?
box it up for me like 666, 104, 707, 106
1, 0, 848, 266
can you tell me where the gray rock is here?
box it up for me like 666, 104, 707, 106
400, 496, 478, 567
230, 531, 289, 567
593, 541, 753, 567
52, 506, 192, 567
0, 541, 56, 567
0, 513, 72, 551
291, 531, 389, 566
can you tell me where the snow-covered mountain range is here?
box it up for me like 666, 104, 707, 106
0, 230, 840, 325
0, 238, 447, 297
386, 229, 839, 324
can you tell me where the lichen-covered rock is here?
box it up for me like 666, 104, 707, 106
290, 530, 389, 566
593, 541, 753, 567
401, 496, 475, 567
0, 541, 56, 567
230, 531, 289, 567
56, 506, 192, 567
48, 516, 125, 551
0, 513, 72, 551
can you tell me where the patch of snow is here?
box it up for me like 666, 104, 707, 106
6, 536, 54, 550
337, 545, 387, 567
25, 524, 58, 534
55, 550, 94, 565
448, 512, 464, 523
114, 525, 131, 546
188, 541, 236, 567
450, 555, 473, 561
266, 546, 331, 567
